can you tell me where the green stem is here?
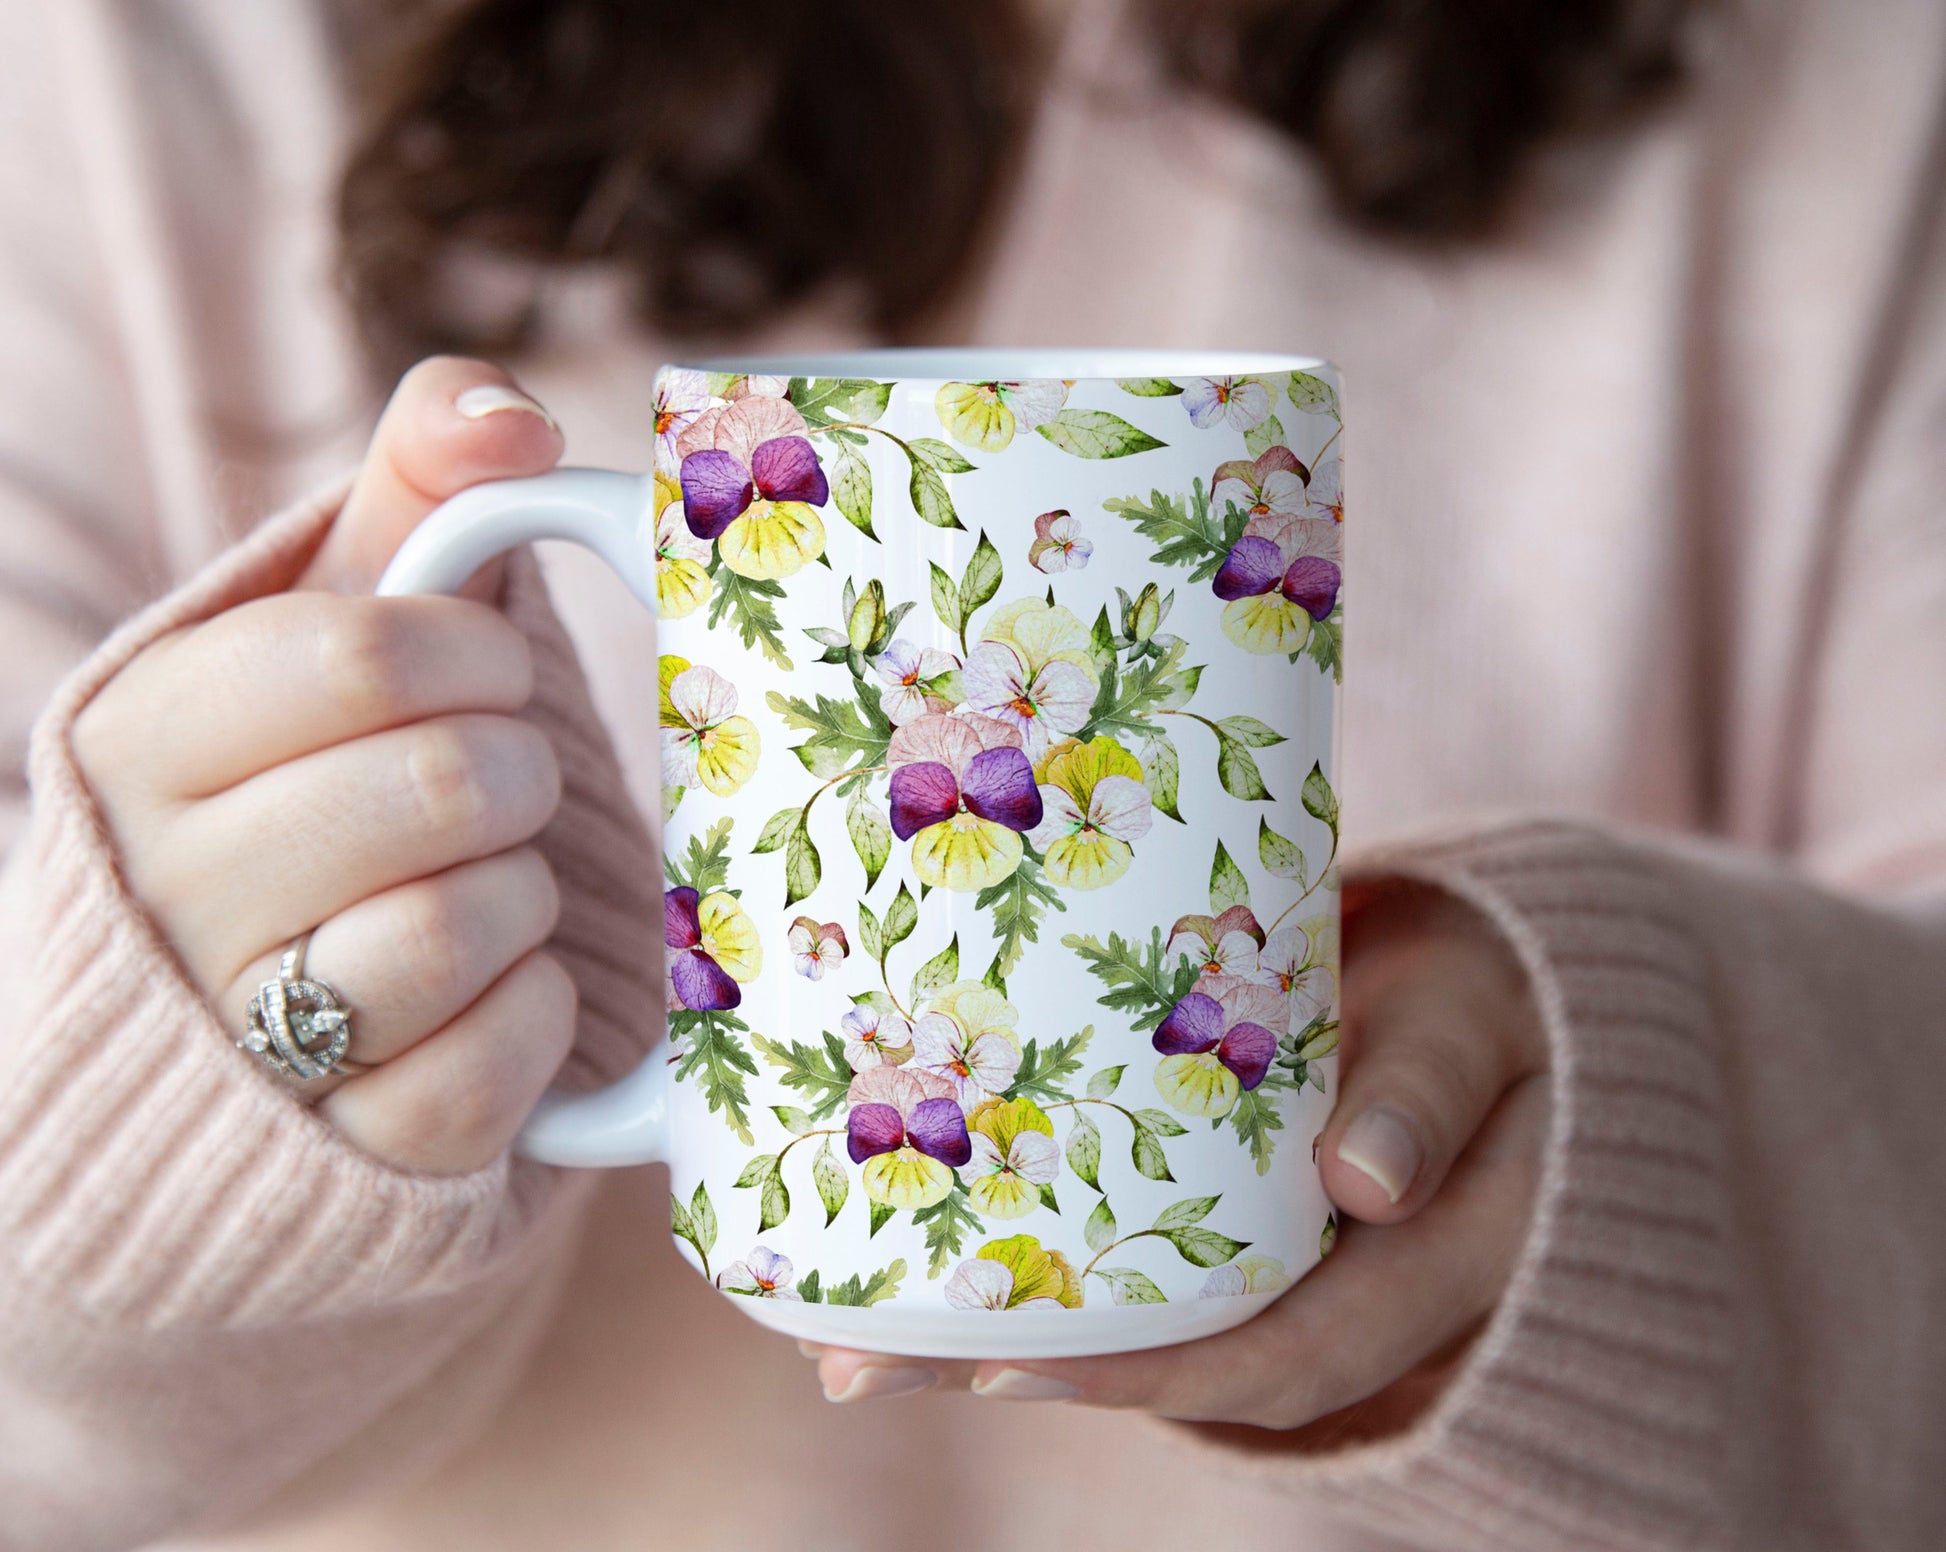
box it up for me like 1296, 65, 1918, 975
879, 956, 914, 1022
776, 1127, 844, 1172
1310, 424, 1342, 467
1081, 1229, 1162, 1281
1265, 829, 1339, 934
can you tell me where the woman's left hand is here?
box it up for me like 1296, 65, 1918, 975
808, 884, 1552, 1438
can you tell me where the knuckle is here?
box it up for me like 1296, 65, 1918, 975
394, 882, 473, 1006
401, 721, 496, 842
315, 602, 418, 723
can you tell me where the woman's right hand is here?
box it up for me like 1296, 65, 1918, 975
72, 358, 580, 1174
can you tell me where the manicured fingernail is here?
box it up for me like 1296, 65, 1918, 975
1337, 1105, 1422, 1203
454, 383, 557, 429
796, 1341, 825, 1359
824, 1366, 936, 1403
971, 1370, 1078, 1403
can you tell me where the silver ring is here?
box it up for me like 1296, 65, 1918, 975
239, 931, 366, 1082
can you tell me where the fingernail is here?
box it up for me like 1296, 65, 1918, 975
824, 1366, 937, 1403
795, 1341, 825, 1359
454, 383, 557, 430
971, 1370, 1078, 1403
1337, 1105, 1422, 1203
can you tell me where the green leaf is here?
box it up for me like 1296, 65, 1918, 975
1216, 715, 1286, 748
845, 789, 892, 892
1285, 370, 1340, 416
883, 882, 918, 951
796, 1268, 823, 1303
766, 690, 891, 781
1130, 1119, 1175, 1182
1320, 1213, 1339, 1257
829, 438, 876, 539
1116, 377, 1184, 397
707, 561, 793, 670
1131, 1107, 1189, 1137
1064, 928, 1198, 1030
1140, 731, 1183, 824
907, 436, 977, 474
982, 955, 1008, 994
661, 784, 684, 825
690, 1182, 717, 1254
1103, 479, 1231, 581
1163, 1226, 1251, 1268
669, 1009, 759, 1142
824, 1259, 907, 1306
1214, 732, 1273, 801
1039, 1182, 1061, 1214
784, 822, 821, 908
771, 1105, 816, 1136
1087, 1065, 1125, 1100
1304, 607, 1343, 684
1210, 841, 1251, 914
910, 935, 959, 1002
857, 899, 883, 964
758, 1165, 790, 1232
751, 1031, 854, 1121
670, 1193, 696, 1247
1152, 1195, 1220, 1232
976, 851, 1065, 974
1036, 408, 1167, 459
1078, 637, 1201, 743
664, 818, 735, 896
1094, 1267, 1167, 1305
1301, 761, 1340, 831
908, 454, 964, 530
1229, 1087, 1284, 1174
910, 1185, 982, 1277
752, 806, 801, 855
1258, 818, 1306, 882
929, 561, 961, 635
790, 376, 893, 426
869, 1200, 895, 1237
733, 1153, 778, 1189
958, 529, 1004, 626
1084, 1197, 1117, 1252
813, 1138, 849, 1227
1007, 1026, 1092, 1105
1243, 412, 1285, 458
1066, 1113, 1102, 1190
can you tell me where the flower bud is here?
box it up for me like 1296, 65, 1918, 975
848, 579, 887, 652
1125, 582, 1163, 643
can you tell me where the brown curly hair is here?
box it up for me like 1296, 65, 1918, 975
336, 0, 1699, 372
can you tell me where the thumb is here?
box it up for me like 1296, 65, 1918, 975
1318, 891, 1545, 1224
303, 356, 563, 594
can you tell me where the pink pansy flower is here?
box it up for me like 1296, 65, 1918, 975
872, 639, 957, 726
1253, 924, 1335, 1027
840, 1004, 914, 1069
1183, 375, 1272, 432
1028, 509, 1092, 574
716, 1245, 801, 1300
1210, 446, 1309, 525
1167, 906, 1266, 979
652, 367, 713, 474
1304, 454, 1344, 524
911, 1011, 1022, 1108
787, 916, 848, 981
727, 373, 789, 400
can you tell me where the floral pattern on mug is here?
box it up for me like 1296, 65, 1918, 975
648, 364, 1344, 1309
935, 379, 1069, 452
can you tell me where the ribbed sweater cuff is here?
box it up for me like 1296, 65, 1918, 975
0, 482, 575, 1327
1203, 818, 1736, 1552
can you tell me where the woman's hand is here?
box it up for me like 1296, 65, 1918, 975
811, 885, 1552, 1436
72, 358, 578, 1175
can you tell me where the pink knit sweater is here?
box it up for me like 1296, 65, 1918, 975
2, 1, 1943, 1549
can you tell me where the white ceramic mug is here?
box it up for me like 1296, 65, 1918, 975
379, 350, 1344, 1358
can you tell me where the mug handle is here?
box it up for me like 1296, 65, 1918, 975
377, 467, 675, 1168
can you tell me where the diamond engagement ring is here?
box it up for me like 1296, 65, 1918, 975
239, 931, 367, 1082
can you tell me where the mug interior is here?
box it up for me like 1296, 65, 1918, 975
688, 347, 1330, 381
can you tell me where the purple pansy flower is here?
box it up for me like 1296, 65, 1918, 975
675, 396, 829, 580
885, 713, 1043, 892
665, 887, 735, 1011
845, 1066, 972, 1210
1151, 974, 1286, 1118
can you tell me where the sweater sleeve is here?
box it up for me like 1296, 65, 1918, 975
1185, 106, 1946, 1552
0, 484, 663, 1552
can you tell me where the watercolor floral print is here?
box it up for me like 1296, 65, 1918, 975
651, 365, 1341, 1307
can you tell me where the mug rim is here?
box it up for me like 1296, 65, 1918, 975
684, 347, 1333, 380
